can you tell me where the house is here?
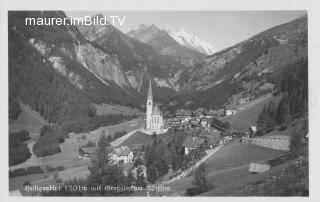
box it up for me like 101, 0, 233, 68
175, 109, 192, 119
168, 118, 181, 128
182, 136, 206, 155
248, 126, 258, 138
109, 146, 134, 164
129, 144, 144, 158
194, 107, 205, 118
249, 163, 270, 173
205, 109, 217, 118
200, 117, 208, 128
224, 108, 237, 116
78, 147, 97, 158
237, 97, 250, 105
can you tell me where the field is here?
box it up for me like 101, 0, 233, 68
167, 142, 285, 195
9, 118, 144, 191
93, 103, 143, 116
220, 93, 283, 130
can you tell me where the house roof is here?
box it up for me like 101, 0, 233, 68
176, 109, 192, 115
129, 144, 143, 150
80, 147, 97, 154
183, 136, 205, 148
152, 104, 162, 115
112, 146, 131, 156
249, 163, 270, 173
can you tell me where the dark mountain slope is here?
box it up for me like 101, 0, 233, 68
8, 11, 139, 123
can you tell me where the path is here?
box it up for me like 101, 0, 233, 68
164, 144, 223, 184
110, 129, 139, 147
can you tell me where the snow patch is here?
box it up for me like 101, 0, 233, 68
168, 29, 215, 55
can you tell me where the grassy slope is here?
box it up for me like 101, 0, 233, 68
167, 142, 285, 193
93, 103, 143, 116
9, 102, 48, 134
220, 93, 283, 130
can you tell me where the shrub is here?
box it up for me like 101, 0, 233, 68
46, 165, 65, 172
186, 187, 201, 196
40, 125, 67, 143
10, 130, 30, 142
255, 130, 264, 136
33, 135, 61, 157
53, 171, 59, 180
83, 141, 95, 148
278, 125, 288, 132
9, 168, 27, 178
26, 166, 44, 174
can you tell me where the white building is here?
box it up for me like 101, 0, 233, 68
109, 146, 134, 164
145, 78, 164, 132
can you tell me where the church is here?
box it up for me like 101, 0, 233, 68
145, 78, 165, 134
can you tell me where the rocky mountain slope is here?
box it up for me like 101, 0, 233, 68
127, 24, 206, 66
8, 11, 139, 123
170, 15, 307, 110
76, 15, 190, 102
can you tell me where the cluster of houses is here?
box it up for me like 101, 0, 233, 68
182, 130, 221, 155
166, 107, 238, 130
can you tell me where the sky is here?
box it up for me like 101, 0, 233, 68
66, 11, 307, 51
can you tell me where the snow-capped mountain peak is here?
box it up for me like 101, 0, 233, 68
168, 28, 215, 55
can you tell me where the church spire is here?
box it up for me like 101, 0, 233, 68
147, 77, 153, 99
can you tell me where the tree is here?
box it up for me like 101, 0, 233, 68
257, 102, 277, 134
88, 132, 109, 178
136, 167, 146, 187
290, 129, 303, 158
276, 96, 291, 125
193, 163, 212, 193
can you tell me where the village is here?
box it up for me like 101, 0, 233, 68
76, 78, 267, 185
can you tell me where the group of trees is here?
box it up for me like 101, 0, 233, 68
144, 130, 209, 184
9, 98, 21, 120
257, 59, 308, 135
9, 130, 31, 166
32, 125, 67, 157
145, 139, 170, 183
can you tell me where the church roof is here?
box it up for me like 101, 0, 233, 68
152, 104, 162, 115
147, 77, 153, 99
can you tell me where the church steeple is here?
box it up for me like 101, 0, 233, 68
146, 77, 153, 130
147, 77, 153, 100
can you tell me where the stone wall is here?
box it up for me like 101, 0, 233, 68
242, 136, 290, 151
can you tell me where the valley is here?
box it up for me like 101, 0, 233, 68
8, 11, 308, 197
